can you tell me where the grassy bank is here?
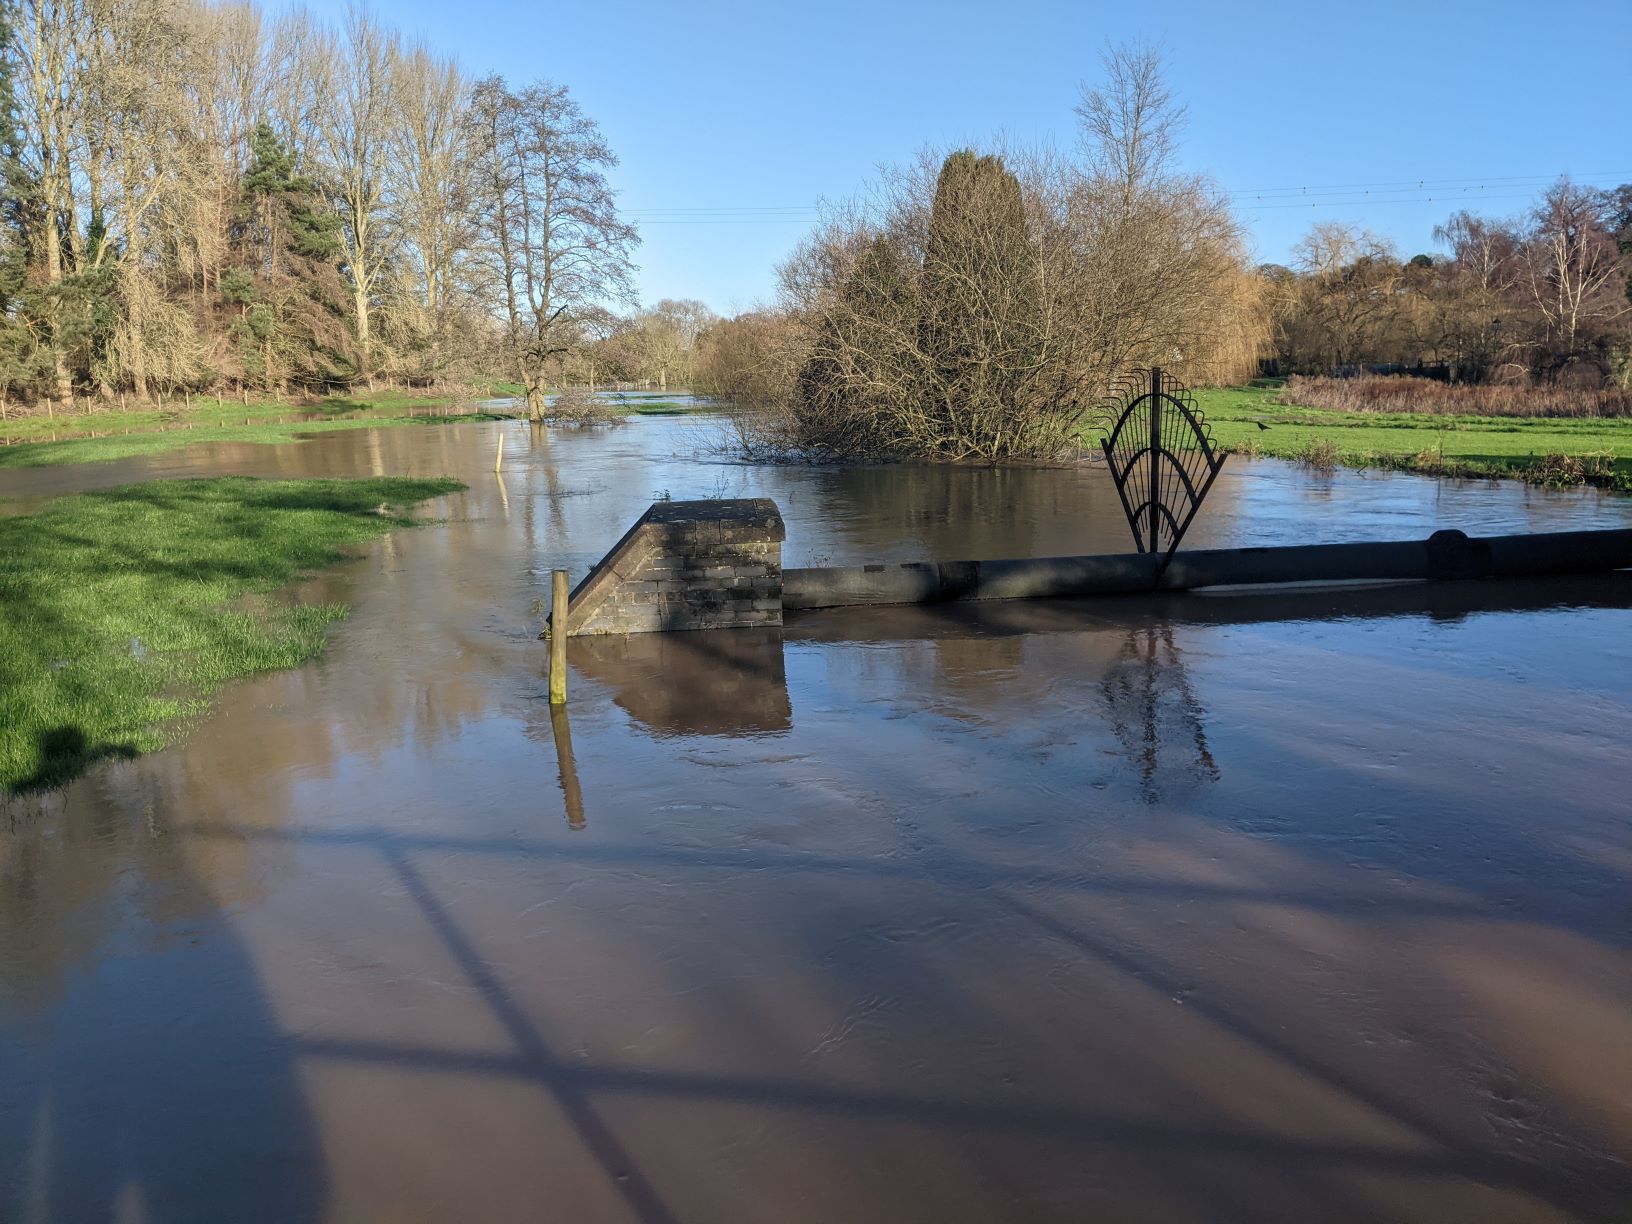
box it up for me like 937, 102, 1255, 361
0, 386, 710, 469
1189, 386, 1632, 493
0, 475, 463, 792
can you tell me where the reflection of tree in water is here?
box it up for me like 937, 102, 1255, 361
811, 464, 1110, 560
791, 456, 1249, 564
1101, 625, 1219, 804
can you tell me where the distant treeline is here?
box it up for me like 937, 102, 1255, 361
693, 47, 1631, 461
0, 0, 724, 420
5, 4, 1624, 441
1261, 187, 1632, 388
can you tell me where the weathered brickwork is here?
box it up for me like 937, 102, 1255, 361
564, 499, 786, 635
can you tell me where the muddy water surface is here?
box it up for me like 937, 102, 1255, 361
3, 418, 1631, 1223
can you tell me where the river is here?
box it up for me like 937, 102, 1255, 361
2, 415, 1630, 1222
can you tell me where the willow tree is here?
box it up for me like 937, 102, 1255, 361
1068, 41, 1261, 385
469, 75, 636, 421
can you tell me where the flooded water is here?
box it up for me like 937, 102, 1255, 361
2, 418, 1631, 1222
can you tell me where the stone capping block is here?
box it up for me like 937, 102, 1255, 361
565, 498, 786, 636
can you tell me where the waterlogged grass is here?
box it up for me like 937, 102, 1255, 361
0, 409, 520, 469
0, 387, 522, 469
0, 385, 712, 468
1188, 386, 1632, 492
0, 475, 464, 792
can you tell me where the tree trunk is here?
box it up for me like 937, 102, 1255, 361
41, 222, 73, 404
354, 282, 371, 380
525, 371, 547, 423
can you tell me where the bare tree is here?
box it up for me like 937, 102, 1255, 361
386, 38, 472, 375
179, 1, 272, 304
1075, 40, 1185, 212
12, 0, 93, 401
310, 4, 396, 384
621, 298, 716, 390
468, 75, 637, 420
1521, 179, 1630, 381
90, 0, 207, 399
1431, 210, 1522, 380
1068, 42, 1258, 386
1281, 224, 1406, 371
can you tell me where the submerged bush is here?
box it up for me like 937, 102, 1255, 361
544, 386, 627, 428
1529, 450, 1619, 487
1294, 436, 1340, 472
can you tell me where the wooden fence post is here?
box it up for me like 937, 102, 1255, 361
549, 569, 569, 704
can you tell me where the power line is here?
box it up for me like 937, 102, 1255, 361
1233, 184, 1629, 213
620, 170, 1632, 225
623, 205, 818, 215
634, 218, 819, 225
1224, 170, 1632, 197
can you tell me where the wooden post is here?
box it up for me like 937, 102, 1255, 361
494, 431, 505, 472
549, 569, 569, 704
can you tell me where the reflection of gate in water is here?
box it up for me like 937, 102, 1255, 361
1102, 626, 1219, 804
1097, 367, 1227, 569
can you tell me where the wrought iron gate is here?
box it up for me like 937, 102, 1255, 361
1098, 367, 1226, 568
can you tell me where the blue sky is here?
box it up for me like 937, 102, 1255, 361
282, 0, 1631, 314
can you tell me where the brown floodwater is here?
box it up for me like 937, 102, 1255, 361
3, 418, 1631, 1223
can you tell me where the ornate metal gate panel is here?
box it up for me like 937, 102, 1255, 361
1098, 367, 1226, 568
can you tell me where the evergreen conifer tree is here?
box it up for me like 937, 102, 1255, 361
919, 150, 1044, 453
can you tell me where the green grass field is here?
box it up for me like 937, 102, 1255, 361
1188, 386, 1632, 492
0, 475, 463, 792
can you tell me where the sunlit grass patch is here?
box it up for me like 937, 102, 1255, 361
0, 476, 464, 792
1186, 386, 1632, 493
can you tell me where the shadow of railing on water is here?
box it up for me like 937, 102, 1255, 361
161, 806, 1632, 1223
